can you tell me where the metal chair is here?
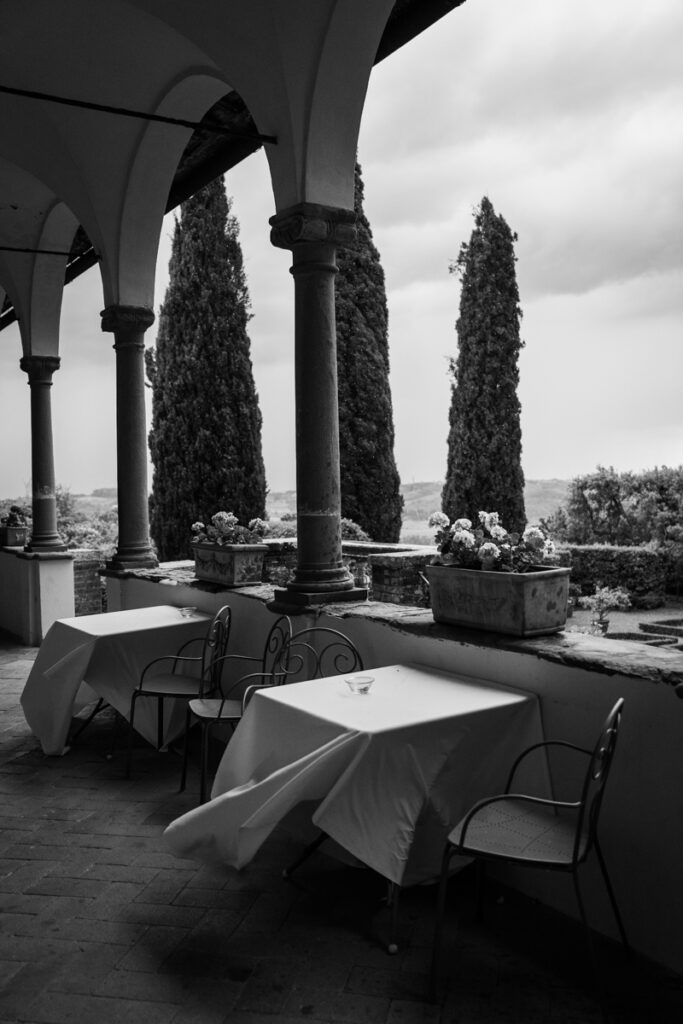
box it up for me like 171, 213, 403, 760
125, 605, 232, 778
276, 625, 364, 684
430, 698, 629, 1001
180, 614, 293, 803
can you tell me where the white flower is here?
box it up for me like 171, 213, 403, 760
452, 528, 476, 548
428, 511, 450, 529
478, 541, 501, 561
453, 517, 472, 530
523, 526, 546, 550
478, 511, 500, 532
490, 524, 507, 542
191, 521, 205, 534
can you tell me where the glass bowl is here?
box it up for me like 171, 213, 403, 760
178, 606, 197, 618
345, 674, 374, 695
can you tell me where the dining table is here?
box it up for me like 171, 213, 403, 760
164, 663, 547, 888
21, 604, 211, 755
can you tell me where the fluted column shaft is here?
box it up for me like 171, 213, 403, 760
19, 355, 66, 551
270, 203, 365, 602
101, 304, 157, 569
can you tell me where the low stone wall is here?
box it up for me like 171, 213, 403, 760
368, 549, 434, 606
71, 548, 105, 615
261, 538, 435, 603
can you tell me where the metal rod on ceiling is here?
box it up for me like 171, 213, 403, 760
0, 244, 98, 257
0, 83, 276, 145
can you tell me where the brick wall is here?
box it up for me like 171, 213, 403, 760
368, 550, 434, 607
71, 548, 105, 615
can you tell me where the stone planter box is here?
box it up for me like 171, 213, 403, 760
0, 526, 28, 547
192, 542, 267, 587
425, 563, 571, 637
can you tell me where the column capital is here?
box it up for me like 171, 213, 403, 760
20, 355, 61, 385
269, 203, 356, 251
100, 304, 155, 336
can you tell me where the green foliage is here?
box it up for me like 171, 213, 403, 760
543, 465, 683, 546
264, 515, 370, 542
147, 177, 266, 560
442, 197, 526, 534
557, 543, 666, 608
335, 162, 403, 542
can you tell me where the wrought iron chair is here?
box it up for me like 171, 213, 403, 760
180, 614, 293, 803
125, 605, 232, 778
430, 697, 629, 1001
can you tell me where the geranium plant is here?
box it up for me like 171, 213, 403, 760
579, 585, 631, 623
428, 510, 557, 573
191, 511, 269, 547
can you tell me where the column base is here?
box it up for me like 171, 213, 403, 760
268, 585, 368, 611
106, 554, 159, 571
26, 536, 68, 553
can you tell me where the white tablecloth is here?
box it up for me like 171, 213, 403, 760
21, 605, 210, 755
164, 663, 546, 886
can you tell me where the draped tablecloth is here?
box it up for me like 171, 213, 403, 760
164, 663, 546, 886
21, 605, 210, 755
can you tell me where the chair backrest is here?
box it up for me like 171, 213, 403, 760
200, 605, 232, 691
275, 626, 363, 683
575, 697, 624, 861
260, 615, 293, 681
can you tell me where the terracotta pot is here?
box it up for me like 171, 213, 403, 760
425, 563, 571, 637
192, 542, 267, 587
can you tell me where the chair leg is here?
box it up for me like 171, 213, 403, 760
157, 696, 164, 750
474, 857, 485, 922
125, 692, 139, 778
179, 706, 193, 793
572, 872, 600, 986
282, 831, 327, 879
200, 723, 210, 804
430, 844, 454, 1002
594, 838, 630, 953
386, 881, 400, 954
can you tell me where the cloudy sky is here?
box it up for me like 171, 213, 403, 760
1, 0, 681, 500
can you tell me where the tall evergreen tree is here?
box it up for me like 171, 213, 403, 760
146, 177, 266, 560
442, 196, 526, 533
335, 162, 403, 542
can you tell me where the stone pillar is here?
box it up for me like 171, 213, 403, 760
269, 202, 366, 604
101, 304, 157, 569
20, 354, 66, 551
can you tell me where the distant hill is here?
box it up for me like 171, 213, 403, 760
268, 479, 570, 544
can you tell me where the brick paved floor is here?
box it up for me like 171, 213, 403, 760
1, 628, 681, 1024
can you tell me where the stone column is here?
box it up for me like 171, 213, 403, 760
101, 304, 157, 569
269, 202, 366, 604
19, 355, 66, 551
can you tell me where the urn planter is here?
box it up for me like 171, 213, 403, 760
425, 563, 571, 637
0, 526, 28, 547
192, 542, 267, 587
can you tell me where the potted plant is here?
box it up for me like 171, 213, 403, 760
191, 512, 269, 586
0, 505, 29, 547
424, 510, 571, 637
579, 585, 631, 635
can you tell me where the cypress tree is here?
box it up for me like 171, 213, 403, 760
146, 177, 266, 560
335, 162, 403, 542
442, 196, 526, 533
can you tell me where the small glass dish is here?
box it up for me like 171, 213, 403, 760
178, 606, 197, 618
345, 674, 374, 695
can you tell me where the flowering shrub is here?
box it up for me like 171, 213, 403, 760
191, 511, 269, 547
578, 585, 631, 621
428, 510, 557, 573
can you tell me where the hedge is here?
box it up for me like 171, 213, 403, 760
556, 544, 666, 609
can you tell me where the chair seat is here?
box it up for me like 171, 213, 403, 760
188, 697, 242, 721
450, 798, 588, 866
136, 673, 203, 698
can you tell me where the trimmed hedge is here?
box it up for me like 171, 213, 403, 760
557, 544, 666, 609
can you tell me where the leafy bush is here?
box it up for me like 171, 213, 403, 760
557, 544, 665, 608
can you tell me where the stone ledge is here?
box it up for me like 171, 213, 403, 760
101, 565, 683, 689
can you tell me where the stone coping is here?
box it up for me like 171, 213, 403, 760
101, 564, 683, 690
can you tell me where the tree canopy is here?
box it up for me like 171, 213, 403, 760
335, 162, 403, 542
442, 196, 526, 533
146, 177, 266, 560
